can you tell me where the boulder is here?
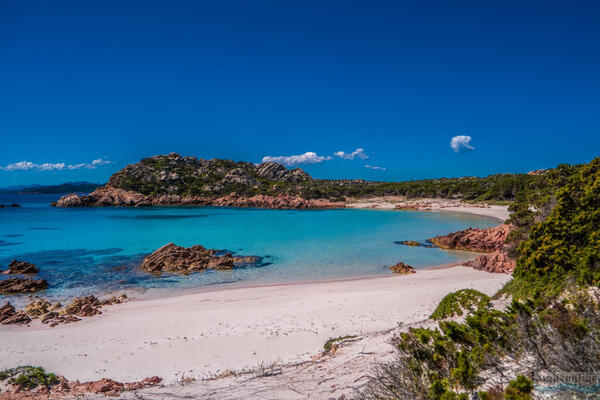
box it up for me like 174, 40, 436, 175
141, 243, 215, 274
100, 294, 128, 306
389, 262, 416, 274
24, 299, 61, 318
0, 302, 16, 323
61, 296, 102, 317
255, 162, 311, 182
0, 278, 48, 295
428, 224, 512, 253
208, 255, 235, 270
141, 243, 262, 274
222, 168, 258, 186
465, 251, 516, 274
1, 311, 31, 325
4, 260, 39, 274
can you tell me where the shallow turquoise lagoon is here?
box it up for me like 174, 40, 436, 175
0, 194, 497, 302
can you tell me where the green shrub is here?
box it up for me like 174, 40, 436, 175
503, 375, 533, 399
431, 289, 490, 320
323, 335, 357, 352
5, 366, 58, 389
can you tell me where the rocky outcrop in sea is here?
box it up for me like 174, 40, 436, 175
389, 262, 416, 274
0, 278, 48, 295
429, 224, 511, 252
428, 224, 516, 273
141, 243, 262, 274
2, 260, 39, 275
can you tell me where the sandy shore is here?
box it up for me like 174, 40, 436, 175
346, 196, 510, 222
0, 266, 510, 385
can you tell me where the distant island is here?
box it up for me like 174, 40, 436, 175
0, 182, 102, 194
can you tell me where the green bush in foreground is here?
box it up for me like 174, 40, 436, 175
359, 290, 600, 399
430, 289, 490, 320
1, 366, 58, 389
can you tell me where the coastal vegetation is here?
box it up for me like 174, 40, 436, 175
360, 156, 600, 399
323, 335, 358, 352
84, 153, 583, 203
0, 366, 58, 390
430, 289, 490, 320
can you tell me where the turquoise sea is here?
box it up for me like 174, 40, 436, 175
0, 193, 497, 303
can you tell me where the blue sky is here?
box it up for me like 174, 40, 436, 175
1, 1, 599, 186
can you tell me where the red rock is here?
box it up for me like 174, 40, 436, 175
0, 277, 48, 295
141, 243, 260, 274
3, 260, 39, 275
2, 312, 31, 325
62, 296, 102, 317
465, 251, 516, 274
54, 187, 344, 210
0, 302, 17, 323
429, 224, 512, 253
389, 262, 416, 274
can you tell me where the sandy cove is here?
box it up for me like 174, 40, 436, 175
347, 196, 510, 222
0, 266, 510, 388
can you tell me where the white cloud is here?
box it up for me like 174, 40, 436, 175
262, 152, 332, 166
67, 163, 86, 170
91, 158, 113, 166
0, 161, 37, 171
365, 164, 386, 171
334, 148, 369, 160
0, 158, 114, 172
450, 135, 475, 153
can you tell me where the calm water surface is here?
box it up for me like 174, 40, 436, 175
0, 193, 497, 303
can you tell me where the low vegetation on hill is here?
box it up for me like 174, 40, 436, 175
103, 153, 583, 205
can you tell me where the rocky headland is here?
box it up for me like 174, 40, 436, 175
53, 153, 344, 209
141, 243, 262, 274
428, 224, 516, 273
55, 187, 342, 209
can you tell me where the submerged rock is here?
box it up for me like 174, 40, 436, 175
389, 262, 416, 274
394, 240, 436, 248
0, 277, 48, 295
3, 260, 39, 275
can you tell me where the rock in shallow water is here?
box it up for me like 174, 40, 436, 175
3, 260, 39, 274
389, 262, 416, 274
141, 242, 262, 274
0, 277, 48, 295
